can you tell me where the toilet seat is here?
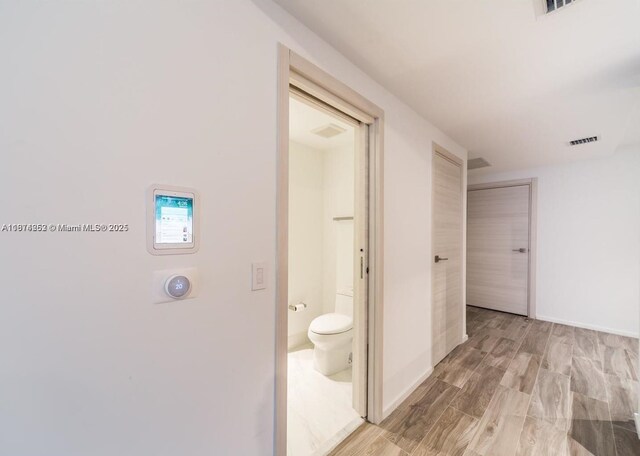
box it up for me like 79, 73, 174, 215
309, 313, 353, 335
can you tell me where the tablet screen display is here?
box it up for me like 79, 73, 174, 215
155, 195, 193, 244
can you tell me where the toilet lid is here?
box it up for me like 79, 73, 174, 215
309, 313, 353, 335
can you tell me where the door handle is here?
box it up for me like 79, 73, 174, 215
435, 255, 448, 263
512, 248, 527, 253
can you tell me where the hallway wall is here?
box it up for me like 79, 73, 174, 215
0, 1, 466, 454
469, 148, 640, 337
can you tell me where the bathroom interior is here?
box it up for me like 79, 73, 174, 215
287, 95, 362, 455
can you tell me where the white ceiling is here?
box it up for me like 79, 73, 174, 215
275, 0, 640, 173
290, 96, 355, 150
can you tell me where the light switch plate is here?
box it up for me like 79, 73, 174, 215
252, 262, 267, 291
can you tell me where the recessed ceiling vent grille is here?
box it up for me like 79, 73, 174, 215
569, 136, 599, 146
312, 123, 346, 138
545, 0, 575, 14
468, 158, 491, 170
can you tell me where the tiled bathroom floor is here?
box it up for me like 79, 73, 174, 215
288, 345, 363, 456
330, 306, 640, 456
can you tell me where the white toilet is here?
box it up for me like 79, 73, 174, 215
307, 288, 353, 376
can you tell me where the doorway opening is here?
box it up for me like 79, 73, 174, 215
286, 93, 364, 455
276, 46, 385, 456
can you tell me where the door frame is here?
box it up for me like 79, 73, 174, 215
467, 178, 538, 318
431, 144, 467, 362
275, 44, 385, 455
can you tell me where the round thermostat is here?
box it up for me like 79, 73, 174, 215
165, 275, 192, 299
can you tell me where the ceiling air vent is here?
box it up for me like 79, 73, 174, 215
311, 123, 347, 139
545, 0, 576, 14
468, 158, 491, 170
569, 136, 599, 146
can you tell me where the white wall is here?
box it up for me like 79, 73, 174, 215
0, 1, 466, 454
322, 145, 355, 315
288, 141, 355, 348
469, 149, 640, 337
288, 142, 324, 348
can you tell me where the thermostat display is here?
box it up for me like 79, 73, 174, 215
165, 275, 192, 299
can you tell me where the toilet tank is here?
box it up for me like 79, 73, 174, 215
335, 288, 353, 317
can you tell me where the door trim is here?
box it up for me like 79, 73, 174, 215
276, 44, 385, 456
431, 144, 466, 363
467, 178, 538, 318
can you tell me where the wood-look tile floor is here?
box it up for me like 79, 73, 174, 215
329, 306, 640, 456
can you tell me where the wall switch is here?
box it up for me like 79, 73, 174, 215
252, 262, 267, 291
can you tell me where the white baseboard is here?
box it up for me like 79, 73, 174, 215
380, 336, 470, 421
382, 366, 433, 420
536, 314, 639, 338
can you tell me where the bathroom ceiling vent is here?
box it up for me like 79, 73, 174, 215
568, 135, 599, 146
545, 0, 577, 14
468, 157, 491, 170
312, 123, 347, 139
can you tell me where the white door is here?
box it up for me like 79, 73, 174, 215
431, 148, 463, 365
467, 185, 530, 316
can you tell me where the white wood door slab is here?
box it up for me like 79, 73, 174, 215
432, 149, 463, 365
467, 185, 530, 316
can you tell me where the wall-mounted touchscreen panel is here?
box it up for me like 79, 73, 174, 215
147, 185, 199, 255
155, 194, 193, 245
